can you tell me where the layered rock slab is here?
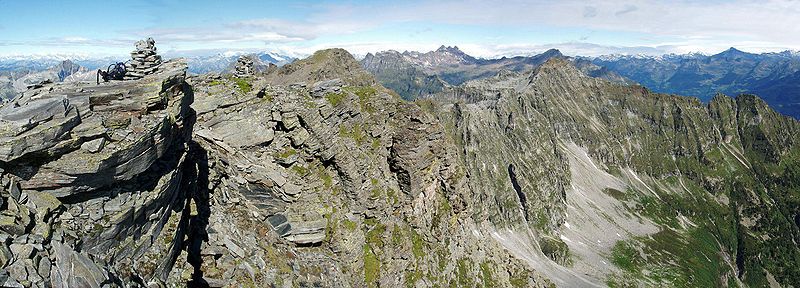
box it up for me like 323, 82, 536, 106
0, 59, 194, 287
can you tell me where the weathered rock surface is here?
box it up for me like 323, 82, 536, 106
0, 58, 194, 287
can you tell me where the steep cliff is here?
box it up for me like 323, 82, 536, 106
426, 58, 800, 287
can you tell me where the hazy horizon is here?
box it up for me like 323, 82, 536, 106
1, 0, 798, 59
0, 44, 797, 63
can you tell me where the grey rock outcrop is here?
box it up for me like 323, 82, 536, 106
0, 58, 194, 287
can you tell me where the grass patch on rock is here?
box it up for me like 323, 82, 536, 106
231, 77, 252, 94
325, 91, 346, 107
363, 244, 380, 287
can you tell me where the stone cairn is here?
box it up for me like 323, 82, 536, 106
125, 38, 162, 80
234, 56, 255, 77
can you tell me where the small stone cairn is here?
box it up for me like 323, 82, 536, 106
233, 56, 255, 77
125, 38, 162, 80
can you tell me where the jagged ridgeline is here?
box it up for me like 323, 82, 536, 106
360, 46, 628, 101
0, 44, 797, 288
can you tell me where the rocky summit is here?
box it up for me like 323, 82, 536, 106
0, 43, 799, 288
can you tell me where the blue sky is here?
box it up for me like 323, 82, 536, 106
1, 0, 799, 58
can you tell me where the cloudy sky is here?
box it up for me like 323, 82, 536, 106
0, 0, 798, 58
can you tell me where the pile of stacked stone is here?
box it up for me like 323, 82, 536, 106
234, 55, 255, 77
125, 37, 162, 80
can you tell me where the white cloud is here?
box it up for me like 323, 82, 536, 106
296, 0, 800, 52
461, 42, 671, 58
614, 4, 638, 16
3, 0, 799, 58
228, 18, 371, 40
370, 0, 799, 38
583, 6, 598, 18
227, 0, 800, 57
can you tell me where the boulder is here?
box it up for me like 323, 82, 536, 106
0, 97, 81, 162
79, 137, 105, 153
310, 79, 343, 98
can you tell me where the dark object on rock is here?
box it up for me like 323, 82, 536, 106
96, 62, 127, 84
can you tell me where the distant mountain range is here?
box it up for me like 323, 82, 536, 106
362, 46, 800, 119
0, 51, 296, 100
0, 59, 95, 100
589, 48, 800, 119
361, 46, 629, 100
0, 51, 296, 74
4, 47, 800, 120
174, 51, 295, 74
